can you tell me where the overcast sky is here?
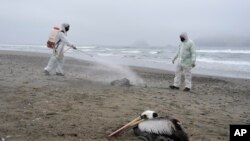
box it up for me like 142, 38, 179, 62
0, 0, 250, 46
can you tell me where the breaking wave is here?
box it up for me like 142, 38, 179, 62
197, 49, 250, 54
197, 58, 250, 66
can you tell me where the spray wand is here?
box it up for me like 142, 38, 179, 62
75, 48, 94, 57
64, 47, 94, 57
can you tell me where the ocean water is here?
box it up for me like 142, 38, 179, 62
0, 44, 250, 79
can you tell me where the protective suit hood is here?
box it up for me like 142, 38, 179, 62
180, 32, 188, 41
61, 23, 70, 35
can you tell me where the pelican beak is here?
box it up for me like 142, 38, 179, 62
108, 116, 144, 137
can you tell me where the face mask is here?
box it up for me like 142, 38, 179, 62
180, 37, 185, 42
65, 26, 70, 32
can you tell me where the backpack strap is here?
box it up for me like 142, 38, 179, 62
55, 39, 61, 49
54, 39, 61, 53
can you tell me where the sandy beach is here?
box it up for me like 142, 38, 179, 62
0, 51, 250, 141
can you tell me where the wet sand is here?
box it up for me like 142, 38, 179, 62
0, 51, 250, 141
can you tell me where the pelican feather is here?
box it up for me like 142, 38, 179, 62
138, 117, 175, 135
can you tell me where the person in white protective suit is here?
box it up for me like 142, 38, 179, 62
169, 32, 196, 91
44, 23, 77, 76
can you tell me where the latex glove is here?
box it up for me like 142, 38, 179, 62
172, 59, 175, 64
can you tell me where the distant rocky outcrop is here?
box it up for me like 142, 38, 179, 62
131, 40, 150, 48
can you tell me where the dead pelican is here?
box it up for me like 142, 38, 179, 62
108, 110, 189, 141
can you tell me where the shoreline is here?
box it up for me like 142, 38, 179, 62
0, 50, 250, 141
1, 50, 249, 81
1, 45, 250, 80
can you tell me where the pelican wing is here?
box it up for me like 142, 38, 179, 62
138, 118, 175, 135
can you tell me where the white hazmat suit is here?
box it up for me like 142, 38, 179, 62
44, 23, 75, 75
172, 33, 196, 89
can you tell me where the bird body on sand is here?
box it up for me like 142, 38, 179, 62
108, 110, 189, 141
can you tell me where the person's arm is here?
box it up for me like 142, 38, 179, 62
172, 45, 180, 64
190, 42, 196, 67
59, 32, 76, 49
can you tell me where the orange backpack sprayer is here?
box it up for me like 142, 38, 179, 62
47, 26, 60, 49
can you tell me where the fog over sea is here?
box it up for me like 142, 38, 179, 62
1, 44, 250, 79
